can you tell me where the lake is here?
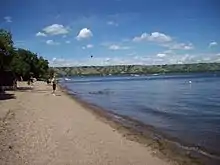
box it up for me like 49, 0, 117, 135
60, 73, 220, 164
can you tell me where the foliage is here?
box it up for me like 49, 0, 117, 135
10, 48, 49, 80
0, 29, 49, 80
0, 29, 14, 70
54, 63, 220, 77
48, 67, 55, 78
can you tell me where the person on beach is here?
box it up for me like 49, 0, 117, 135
47, 78, 51, 85
27, 76, 34, 86
30, 76, 33, 84
51, 76, 57, 95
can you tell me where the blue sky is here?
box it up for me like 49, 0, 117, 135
1, 0, 220, 66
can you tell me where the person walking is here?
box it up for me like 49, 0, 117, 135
51, 76, 57, 95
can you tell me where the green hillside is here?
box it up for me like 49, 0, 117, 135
53, 63, 220, 77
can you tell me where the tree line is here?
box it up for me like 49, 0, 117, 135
54, 63, 220, 77
0, 29, 50, 81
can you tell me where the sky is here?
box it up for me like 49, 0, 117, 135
1, 0, 220, 66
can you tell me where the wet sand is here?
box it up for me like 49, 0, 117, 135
0, 81, 171, 165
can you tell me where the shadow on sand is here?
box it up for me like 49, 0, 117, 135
0, 85, 61, 100
0, 93, 16, 100
16, 86, 33, 91
5, 86, 33, 92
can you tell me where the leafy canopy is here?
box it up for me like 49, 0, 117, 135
0, 29, 49, 80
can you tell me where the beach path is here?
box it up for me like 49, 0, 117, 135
0, 81, 170, 165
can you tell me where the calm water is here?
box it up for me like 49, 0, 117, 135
61, 73, 220, 162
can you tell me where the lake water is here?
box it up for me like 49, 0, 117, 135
60, 73, 220, 164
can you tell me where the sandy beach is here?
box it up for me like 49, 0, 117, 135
0, 81, 172, 165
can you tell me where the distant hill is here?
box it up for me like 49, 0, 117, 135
53, 63, 220, 77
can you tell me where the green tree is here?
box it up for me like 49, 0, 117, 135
0, 28, 50, 89
10, 48, 49, 80
10, 50, 30, 78
0, 29, 14, 70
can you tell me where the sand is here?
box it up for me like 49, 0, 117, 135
0, 81, 171, 165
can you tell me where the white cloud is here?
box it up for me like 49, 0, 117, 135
163, 42, 194, 50
101, 42, 131, 50
43, 24, 69, 35
163, 50, 174, 54
148, 32, 172, 42
107, 21, 118, 26
82, 44, 94, 49
36, 32, 47, 37
4, 16, 12, 23
46, 40, 60, 45
49, 57, 147, 67
49, 52, 219, 67
127, 52, 137, 56
65, 41, 71, 44
109, 44, 130, 50
76, 28, 93, 40
209, 41, 217, 47
202, 57, 211, 61
157, 53, 166, 58
49, 55, 166, 67
133, 32, 194, 51
133, 33, 148, 42
86, 44, 94, 48
171, 53, 220, 64
133, 32, 172, 42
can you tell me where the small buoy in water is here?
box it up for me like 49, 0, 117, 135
189, 81, 192, 84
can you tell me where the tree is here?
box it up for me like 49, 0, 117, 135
10, 48, 49, 80
0, 28, 50, 92
0, 29, 14, 70
36, 56, 49, 79
10, 49, 30, 78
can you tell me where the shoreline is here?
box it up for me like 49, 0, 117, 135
1, 81, 172, 165
59, 84, 220, 165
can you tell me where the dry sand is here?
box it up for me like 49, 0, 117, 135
0, 81, 171, 165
